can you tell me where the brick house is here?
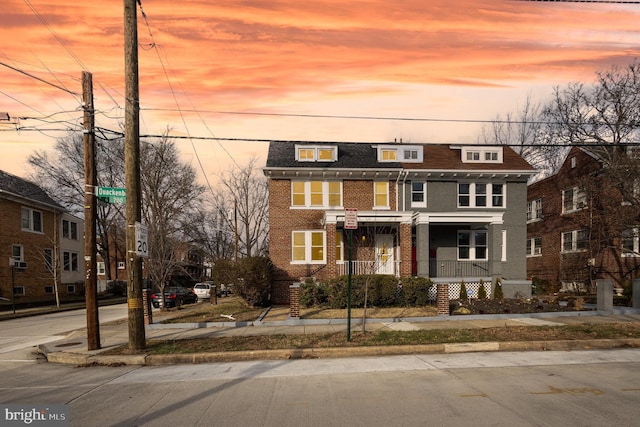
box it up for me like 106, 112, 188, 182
0, 170, 84, 304
264, 142, 536, 304
527, 146, 640, 292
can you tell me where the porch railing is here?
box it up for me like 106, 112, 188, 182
337, 260, 400, 276
431, 260, 489, 278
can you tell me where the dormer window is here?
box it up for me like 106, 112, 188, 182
462, 147, 503, 163
377, 145, 423, 162
295, 145, 337, 162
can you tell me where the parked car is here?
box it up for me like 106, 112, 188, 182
151, 287, 198, 308
193, 282, 213, 301
217, 283, 233, 297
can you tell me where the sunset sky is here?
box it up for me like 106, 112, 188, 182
2, 0, 640, 184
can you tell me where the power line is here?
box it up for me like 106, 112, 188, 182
0, 62, 80, 96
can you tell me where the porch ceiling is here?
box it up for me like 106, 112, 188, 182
413, 211, 504, 225
324, 210, 412, 225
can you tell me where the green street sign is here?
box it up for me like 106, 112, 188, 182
97, 186, 126, 204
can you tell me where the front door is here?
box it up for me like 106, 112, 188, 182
376, 235, 395, 275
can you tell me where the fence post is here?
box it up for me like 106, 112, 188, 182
437, 283, 449, 316
596, 279, 613, 312
633, 279, 640, 309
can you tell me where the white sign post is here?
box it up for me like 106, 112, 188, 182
135, 222, 149, 258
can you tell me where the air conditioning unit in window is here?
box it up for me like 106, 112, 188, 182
13, 261, 27, 269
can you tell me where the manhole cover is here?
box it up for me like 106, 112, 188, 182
55, 342, 82, 348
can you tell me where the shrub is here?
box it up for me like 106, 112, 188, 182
299, 279, 328, 308
234, 256, 273, 307
478, 279, 487, 299
493, 278, 504, 300
459, 280, 468, 302
401, 277, 434, 306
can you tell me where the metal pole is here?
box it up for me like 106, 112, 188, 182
347, 229, 352, 342
11, 265, 15, 315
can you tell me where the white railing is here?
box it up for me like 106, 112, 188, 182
337, 260, 400, 276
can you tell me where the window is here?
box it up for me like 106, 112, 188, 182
570, 156, 577, 168
404, 149, 419, 160
67, 285, 76, 293
118, 261, 125, 270
458, 230, 487, 260
461, 147, 503, 163
336, 231, 343, 261
12, 245, 23, 261
14, 286, 25, 296
562, 187, 587, 213
562, 230, 588, 253
380, 149, 397, 161
374, 181, 389, 208
527, 199, 543, 221
22, 207, 43, 232
527, 237, 542, 256
291, 181, 343, 208
97, 262, 106, 275
622, 228, 640, 257
295, 145, 337, 162
292, 231, 325, 263
458, 183, 505, 208
44, 248, 53, 272
45, 286, 54, 294
62, 219, 78, 240
63, 251, 79, 272
411, 182, 426, 208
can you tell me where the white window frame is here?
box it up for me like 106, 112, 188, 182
374, 181, 390, 209
118, 261, 126, 270
12, 244, 24, 262
622, 228, 640, 257
291, 230, 326, 264
291, 180, 343, 208
97, 261, 106, 275
461, 147, 503, 163
336, 230, 344, 262
44, 286, 54, 294
295, 145, 337, 162
562, 187, 587, 213
67, 284, 76, 294
410, 181, 427, 208
561, 230, 588, 253
527, 198, 543, 222
458, 182, 505, 208
457, 230, 488, 261
13, 286, 25, 296
22, 207, 43, 233
526, 237, 542, 257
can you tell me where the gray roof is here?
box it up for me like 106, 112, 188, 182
265, 141, 402, 169
0, 170, 63, 210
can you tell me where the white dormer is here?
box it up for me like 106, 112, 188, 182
461, 146, 503, 164
295, 145, 338, 162
377, 145, 423, 163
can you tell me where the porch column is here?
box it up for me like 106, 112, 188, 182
415, 223, 429, 277
437, 283, 449, 316
399, 223, 412, 277
289, 283, 300, 319
489, 224, 503, 278
326, 223, 337, 278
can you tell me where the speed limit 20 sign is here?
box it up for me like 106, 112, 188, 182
135, 222, 149, 258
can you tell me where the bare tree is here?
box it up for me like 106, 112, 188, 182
140, 135, 205, 308
214, 157, 269, 258
479, 94, 565, 179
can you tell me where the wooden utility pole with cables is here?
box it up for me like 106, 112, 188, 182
82, 70, 100, 351
124, 0, 145, 350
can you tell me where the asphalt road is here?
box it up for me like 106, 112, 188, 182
1, 349, 640, 426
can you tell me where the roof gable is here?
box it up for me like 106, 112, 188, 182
0, 170, 63, 210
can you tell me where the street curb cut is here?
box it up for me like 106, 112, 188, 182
39, 338, 640, 366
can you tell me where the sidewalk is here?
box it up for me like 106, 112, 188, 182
39, 305, 640, 366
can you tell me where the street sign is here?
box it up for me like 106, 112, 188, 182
344, 208, 358, 229
97, 186, 126, 204
135, 221, 149, 258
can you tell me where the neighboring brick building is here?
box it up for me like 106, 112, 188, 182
0, 170, 84, 304
527, 146, 640, 292
264, 142, 536, 304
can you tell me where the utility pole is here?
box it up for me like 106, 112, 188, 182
124, 0, 145, 350
82, 71, 100, 351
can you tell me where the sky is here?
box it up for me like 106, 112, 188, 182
1, 0, 640, 185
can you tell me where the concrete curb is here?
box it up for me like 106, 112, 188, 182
39, 338, 640, 366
